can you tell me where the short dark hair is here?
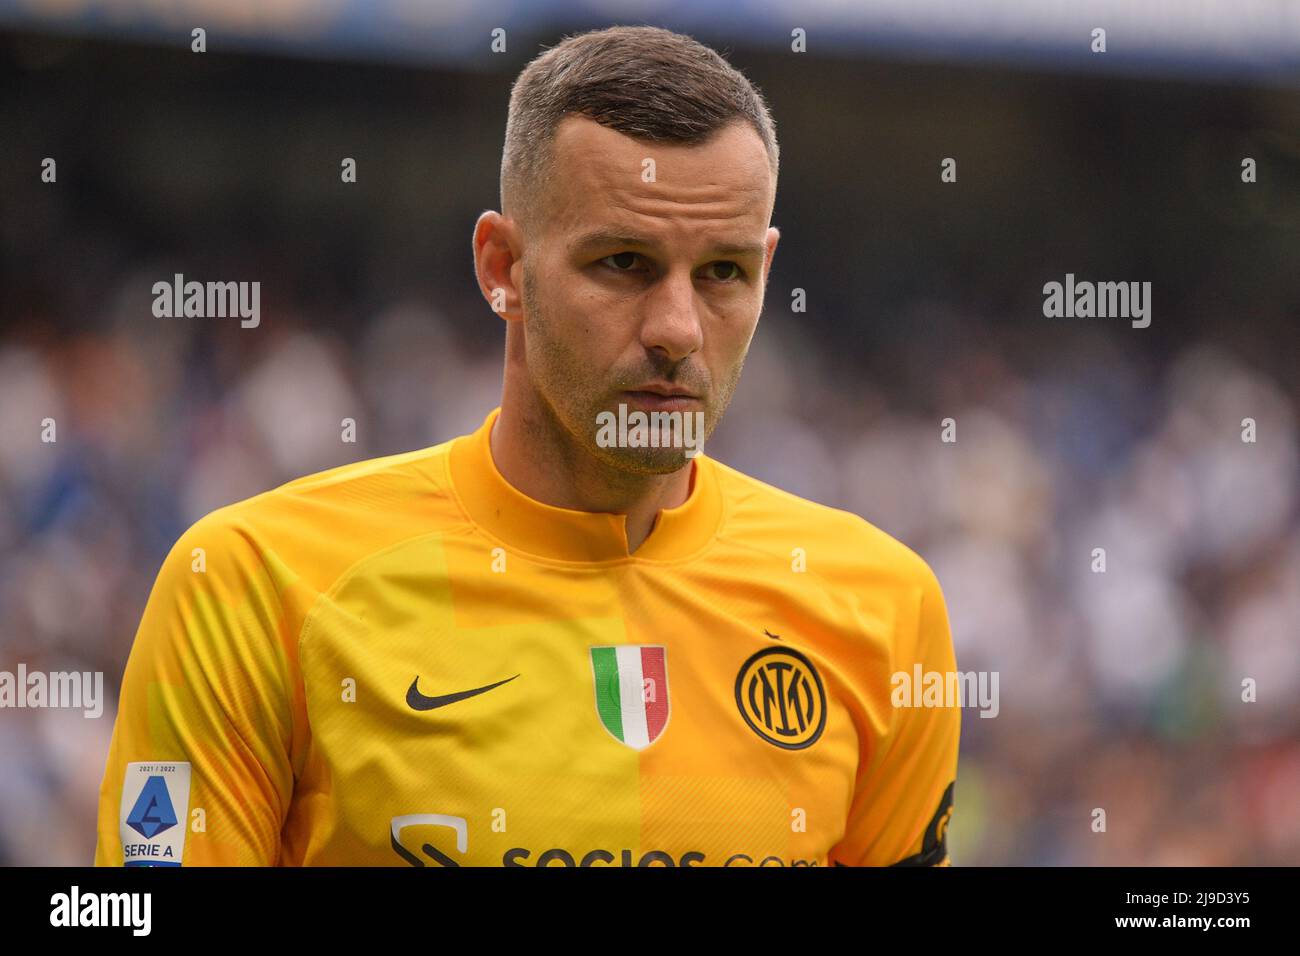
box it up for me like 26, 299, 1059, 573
501, 25, 779, 230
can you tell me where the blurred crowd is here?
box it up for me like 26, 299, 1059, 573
0, 280, 1295, 866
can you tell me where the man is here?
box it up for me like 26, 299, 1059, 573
96, 25, 959, 867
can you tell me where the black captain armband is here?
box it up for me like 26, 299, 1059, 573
889, 780, 955, 867
832, 780, 956, 867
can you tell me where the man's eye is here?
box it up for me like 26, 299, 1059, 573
705, 261, 744, 281
597, 254, 743, 281
600, 252, 642, 272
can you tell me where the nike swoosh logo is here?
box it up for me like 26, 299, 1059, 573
406, 674, 519, 711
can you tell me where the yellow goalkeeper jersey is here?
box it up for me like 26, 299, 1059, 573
95, 406, 959, 867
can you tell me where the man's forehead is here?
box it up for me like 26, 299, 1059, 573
567, 227, 769, 260
549, 116, 772, 206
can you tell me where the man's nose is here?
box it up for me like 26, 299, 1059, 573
640, 270, 704, 363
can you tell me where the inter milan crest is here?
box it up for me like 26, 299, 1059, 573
735, 646, 827, 749
589, 645, 670, 750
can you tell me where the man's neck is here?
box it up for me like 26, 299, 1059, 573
489, 401, 694, 554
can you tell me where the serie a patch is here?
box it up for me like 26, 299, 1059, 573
119, 762, 191, 867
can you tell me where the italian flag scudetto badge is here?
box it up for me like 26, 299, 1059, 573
589, 645, 670, 750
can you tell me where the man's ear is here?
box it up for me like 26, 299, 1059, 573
762, 225, 780, 289
473, 211, 525, 320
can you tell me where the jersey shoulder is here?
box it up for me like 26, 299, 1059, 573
168, 438, 469, 594
705, 454, 940, 594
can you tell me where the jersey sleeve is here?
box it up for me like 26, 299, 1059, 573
829, 559, 960, 867
94, 507, 297, 866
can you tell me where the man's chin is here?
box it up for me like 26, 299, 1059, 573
588, 441, 695, 477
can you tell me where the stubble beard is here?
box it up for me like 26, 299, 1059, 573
520, 264, 745, 479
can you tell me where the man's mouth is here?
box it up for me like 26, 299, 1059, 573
621, 386, 701, 412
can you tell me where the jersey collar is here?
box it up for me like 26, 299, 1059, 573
448, 406, 723, 563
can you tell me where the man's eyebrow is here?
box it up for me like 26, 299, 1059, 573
570, 231, 766, 259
